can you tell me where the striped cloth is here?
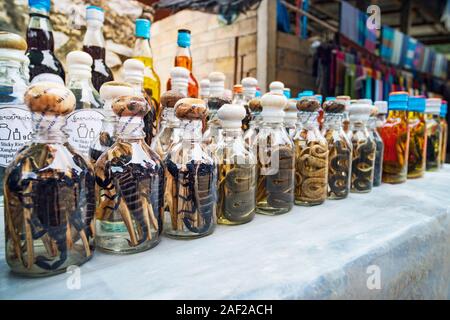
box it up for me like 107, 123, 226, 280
380, 26, 394, 62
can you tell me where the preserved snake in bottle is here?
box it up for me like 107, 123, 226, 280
425, 98, 442, 171
5, 82, 95, 276
256, 83, 294, 215
216, 103, 256, 225
294, 95, 328, 205
369, 102, 385, 187
164, 98, 217, 238
95, 96, 164, 253
322, 100, 351, 199
407, 96, 427, 178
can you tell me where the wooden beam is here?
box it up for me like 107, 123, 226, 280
400, 0, 412, 35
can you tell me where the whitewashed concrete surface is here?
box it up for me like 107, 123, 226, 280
1, 166, 450, 300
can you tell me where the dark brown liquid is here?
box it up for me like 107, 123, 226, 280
83, 45, 114, 92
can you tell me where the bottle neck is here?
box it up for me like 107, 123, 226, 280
352, 121, 367, 130
84, 20, 106, 48
0, 60, 28, 100
32, 113, 66, 144
324, 113, 343, 130
116, 116, 145, 139
27, 8, 54, 51
133, 37, 153, 61
175, 46, 193, 71
67, 73, 94, 87
161, 108, 180, 127
232, 93, 244, 104
299, 111, 319, 129
181, 119, 203, 142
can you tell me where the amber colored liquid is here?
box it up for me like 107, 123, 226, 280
83, 45, 114, 92
440, 119, 448, 166
407, 112, 427, 179
167, 55, 199, 98
379, 110, 410, 184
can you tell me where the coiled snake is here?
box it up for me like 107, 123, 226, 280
351, 139, 376, 192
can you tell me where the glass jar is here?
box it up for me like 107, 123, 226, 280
440, 101, 448, 167
215, 103, 256, 225
256, 91, 294, 215
294, 96, 328, 205
164, 98, 217, 238
89, 81, 134, 164
5, 82, 95, 276
349, 104, 376, 193
0, 32, 33, 204
322, 104, 351, 199
425, 98, 442, 171
95, 96, 164, 254
367, 106, 384, 187
65, 51, 104, 158
407, 96, 427, 178
379, 92, 410, 184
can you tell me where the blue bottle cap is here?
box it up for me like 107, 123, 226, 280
325, 97, 336, 101
86, 6, 104, 22
29, 0, 50, 12
388, 91, 409, 111
135, 19, 151, 39
177, 29, 191, 48
441, 101, 448, 117
283, 88, 291, 99
408, 96, 426, 113
298, 90, 314, 99
315, 94, 323, 104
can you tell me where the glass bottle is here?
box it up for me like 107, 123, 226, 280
368, 102, 385, 187
95, 95, 164, 253
199, 78, 210, 101
425, 98, 442, 171
241, 77, 258, 132
123, 58, 157, 146
256, 85, 294, 215
284, 99, 297, 139
440, 101, 447, 167
0, 32, 33, 204
88, 81, 134, 164
407, 96, 427, 178
216, 103, 256, 225
65, 51, 104, 158
4, 82, 95, 276
336, 95, 351, 138
203, 71, 230, 149
349, 103, 376, 193
26, 0, 65, 84
151, 66, 189, 158
133, 19, 161, 126
294, 96, 329, 205
82, 6, 114, 92
243, 98, 262, 151
167, 29, 199, 98
164, 98, 217, 238
322, 100, 351, 199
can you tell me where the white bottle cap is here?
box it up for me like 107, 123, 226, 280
241, 77, 258, 98
66, 50, 92, 78
217, 103, 246, 129
170, 66, 189, 96
374, 101, 388, 114
260, 91, 287, 123
358, 99, 373, 105
200, 78, 210, 97
349, 103, 372, 122
209, 71, 225, 97
269, 81, 285, 95
425, 98, 442, 115
284, 99, 298, 121
123, 58, 145, 84
86, 6, 105, 23
99, 82, 134, 111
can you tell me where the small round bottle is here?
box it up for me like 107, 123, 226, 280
379, 92, 410, 184
369, 101, 385, 187
255, 84, 294, 215
294, 95, 329, 205
407, 96, 427, 178
151, 66, 189, 158
216, 103, 256, 225
4, 82, 95, 276
88, 81, 134, 164
322, 99, 351, 199
164, 98, 217, 239
284, 99, 298, 139
65, 51, 104, 157
95, 95, 164, 254
440, 101, 448, 167
349, 103, 376, 193
425, 98, 443, 171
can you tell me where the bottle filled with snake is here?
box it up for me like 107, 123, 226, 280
164, 98, 217, 238
4, 82, 95, 276
255, 88, 294, 215
407, 96, 427, 179
368, 103, 385, 187
322, 100, 351, 199
349, 103, 376, 193
95, 96, 164, 254
215, 103, 256, 225
425, 98, 443, 171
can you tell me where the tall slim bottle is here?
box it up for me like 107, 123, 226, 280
65, 51, 103, 158
0, 32, 33, 205
133, 19, 161, 125
425, 98, 442, 171
167, 29, 199, 98
82, 6, 114, 92
440, 101, 448, 166
26, 0, 65, 84
407, 96, 427, 178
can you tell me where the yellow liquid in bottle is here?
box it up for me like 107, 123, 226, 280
133, 56, 161, 118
